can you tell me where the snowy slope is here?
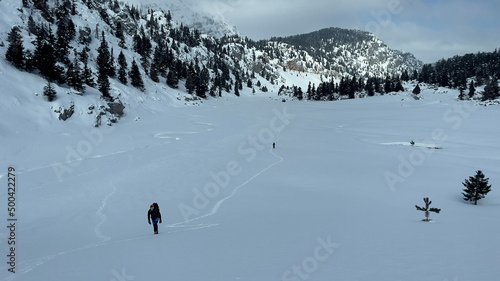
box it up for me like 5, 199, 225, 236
125, 0, 239, 38
1, 61, 499, 281
0, 1, 499, 280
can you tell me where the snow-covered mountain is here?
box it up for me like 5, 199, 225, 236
0, 0, 426, 127
264, 27, 423, 78
127, 0, 239, 38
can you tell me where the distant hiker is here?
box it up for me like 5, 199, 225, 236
273, 142, 276, 149
148, 203, 162, 234
410, 140, 415, 146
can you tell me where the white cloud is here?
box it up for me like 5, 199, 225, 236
179, 0, 500, 62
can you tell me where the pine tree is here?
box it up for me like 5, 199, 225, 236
349, 75, 357, 98
151, 44, 167, 77
33, 26, 59, 81
166, 69, 179, 88
365, 78, 375, 96
115, 21, 126, 49
43, 81, 57, 101
468, 81, 476, 99
384, 75, 393, 94
82, 61, 96, 87
97, 32, 112, 77
439, 70, 450, 87
185, 71, 195, 94
97, 32, 112, 99
394, 80, 404, 92
195, 67, 209, 98
462, 170, 492, 205
6, 26, 25, 69
98, 69, 111, 99
458, 86, 466, 100
129, 59, 144, 91
55, 18, 71, 63
401, 69, 410, 82
412, 84, 421, 95
482, 78, 499, 101
149, 62, 159, 83
72, 60, 84, 92
415, 197, 441, 222
117, 51, 128, 84
234, 84, 240, 96
66, 59, 84, 92
108, 47, 116, 77
27, 15, 39, 36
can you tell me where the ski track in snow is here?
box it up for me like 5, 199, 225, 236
0, 144, 166, 187
6, 162, 126, 278
6, 132, 284, 281
380, 141, 442, 149
6, 231, 160, 280
166, 130, 284, 231
94, 182, 118, 242
7, 128, 285, 278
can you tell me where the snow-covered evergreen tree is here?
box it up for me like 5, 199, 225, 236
97, 32, 113, 99
66, 59, 84, 92
6, 26, 25, 69
129, 59, 144, 91
43, 81, 57, 101
117, 51, 128, 85
482, 78, 500, 101
462, 170, 492, 205
468, 81, 476, 98
166, 69, 179, 89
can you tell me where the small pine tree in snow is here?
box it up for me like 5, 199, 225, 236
415, 197, 441, 222
43, 81, 57, 101
129, 59, 144, 91
412, 84, 421, 95
462, 170, 492, 205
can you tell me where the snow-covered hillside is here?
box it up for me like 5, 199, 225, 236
1, 55, 500, 281
0, 0, 423, 128
128, 0, 239, 38
267, 28, 423, 78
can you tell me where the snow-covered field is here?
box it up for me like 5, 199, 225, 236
1, 65, 499, 281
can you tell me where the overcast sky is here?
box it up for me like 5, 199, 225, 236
184, 0, 500, 63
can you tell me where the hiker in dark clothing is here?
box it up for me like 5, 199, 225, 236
148, 203, 162, 234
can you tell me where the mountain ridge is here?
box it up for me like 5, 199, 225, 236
262, 27, 423, 78
1, 0, 427, 127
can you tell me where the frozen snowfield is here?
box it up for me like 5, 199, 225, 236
1, 72, 499, 281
